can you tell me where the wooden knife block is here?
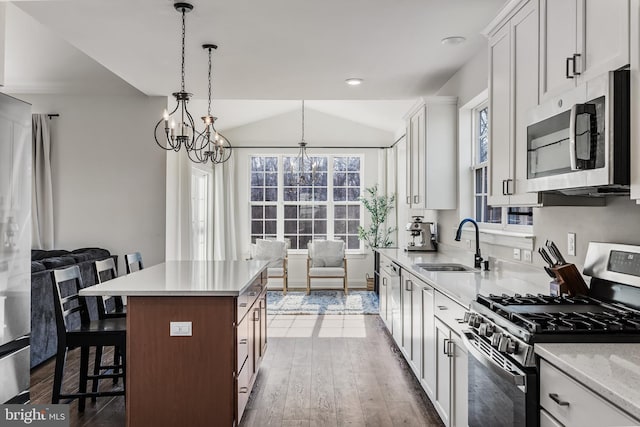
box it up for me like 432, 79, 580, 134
550, 264, 589, 296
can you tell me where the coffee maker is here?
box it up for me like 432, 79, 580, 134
405, 216, 437, 252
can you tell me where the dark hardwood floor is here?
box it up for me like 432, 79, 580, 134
30, 315, 443, 427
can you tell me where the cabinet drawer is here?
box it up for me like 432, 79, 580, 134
237, 314, 249, 371
237, 360, 252, 421
540, 408, 563, 427
434, 291, 467, 334
539, 359, 638, 427
238, 275, 265, 323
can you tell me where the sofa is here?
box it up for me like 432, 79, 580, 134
30, 248, 116, 367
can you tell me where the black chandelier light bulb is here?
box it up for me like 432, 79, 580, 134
154, 2, 198, 161
192, 44, 232, 164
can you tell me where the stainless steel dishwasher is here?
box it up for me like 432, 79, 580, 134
380, 261, 401, 344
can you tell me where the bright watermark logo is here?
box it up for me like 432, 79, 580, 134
0, 405, 68, 427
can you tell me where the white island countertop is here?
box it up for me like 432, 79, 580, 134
79, 260, 269, 297
535, 343, 640, 421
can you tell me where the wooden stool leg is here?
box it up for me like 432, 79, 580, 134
79, 346, 90, 412
52, 347, 67, 404
91, 346, 103, 402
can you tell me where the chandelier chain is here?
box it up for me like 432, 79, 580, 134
180, 7, 186, 92
207, 48, 212, 116
301, 100, 305, 142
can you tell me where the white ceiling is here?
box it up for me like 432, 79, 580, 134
3, 0, 505, 132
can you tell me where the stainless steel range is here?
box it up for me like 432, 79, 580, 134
462, 242, 640, 427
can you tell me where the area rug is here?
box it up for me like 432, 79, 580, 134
266, 290, 379, 315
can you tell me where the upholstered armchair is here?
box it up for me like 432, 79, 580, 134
306, 240, 348, 295
253, 239, 289, 294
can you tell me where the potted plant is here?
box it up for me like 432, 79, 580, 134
357, 185, 396, 290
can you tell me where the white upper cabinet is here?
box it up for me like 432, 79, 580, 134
405, 98, 457, 210
487, 0, 540, 207
630, 0, 640, 201
540, 0, 630, 102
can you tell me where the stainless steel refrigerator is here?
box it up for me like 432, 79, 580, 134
0, 92, 31, 403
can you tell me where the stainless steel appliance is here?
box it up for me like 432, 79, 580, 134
0, 93, 31, 404
463, 242, 640, 427
405, 216, 437, 252
526, 70, 629, 195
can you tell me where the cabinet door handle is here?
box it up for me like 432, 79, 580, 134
455, 318, 465, 324
566, 57, 574, 79
447, 340, 455, 358
253, 309, 260, 322
572, 53, 581, 76
413, 195, 419, 204
239, 303, 247, 308
502, 179, 507, 195
239, 387, 249, 393
437, 305, 448, 310
406, 196, 411, 205
548, 393, 570, 406
405, 280, 413, 292
239, 339, 248, 345
382, 277, 387, 286
248, 292, 257, 297
505, 178, 514, 195
443, 338, 451, 355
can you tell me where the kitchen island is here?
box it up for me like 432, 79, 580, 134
79, 260, 269, 427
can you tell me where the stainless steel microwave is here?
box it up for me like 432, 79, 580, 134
526, 70, 629, 195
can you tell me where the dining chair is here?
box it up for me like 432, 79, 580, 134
306, 240, 348, 295
93, 258, 125, 392
51, 265, 126, 411
253, 239, 288, 294
124, 252, 144, 274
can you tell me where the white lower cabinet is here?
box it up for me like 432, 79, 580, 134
540, 408, 564, 427
434, 318, 452, 426
539, 359, 639, 427
451, 332, 468, 427
421, 285, 436, 398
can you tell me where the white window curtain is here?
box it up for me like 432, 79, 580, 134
31, 114, 54, 249
212, 154, 238, 261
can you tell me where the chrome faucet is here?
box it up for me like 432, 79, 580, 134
455, 218, 487, 270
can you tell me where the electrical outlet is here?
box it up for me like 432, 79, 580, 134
567, 232, 576, 256
465, 239, 471, 249
170, 321, 192, 337
523, 250, 532, 262
513, 248, 521, 261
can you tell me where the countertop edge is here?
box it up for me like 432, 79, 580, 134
535, 344, 640, 422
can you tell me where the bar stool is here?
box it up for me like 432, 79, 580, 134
124, 252, 144, 274
51, 265, 126, 411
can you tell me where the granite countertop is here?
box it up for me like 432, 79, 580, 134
376, 247, 549, 307
535, 343, 640, 421
79, 260, 269, 297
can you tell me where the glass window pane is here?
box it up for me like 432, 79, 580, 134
348, 236, 360, 250
265, 157, 278, 171
265, 221, 277, 234
348, 205, 360, 219
314, 188, 327, 201
299, 206, 313, 219
299, 220, 312, 234
487, 205, 502, 224
314, 220, 327, 234
314, 234, 327, 241
251, 188, 264, 202
483, 167, 488, 193
284, 205, 297, 218
265, 188, 277, 201
284, 187, 298, 201
284, 172, 297, 186
475, 196, 483, 221
334, 157, 347, 171
348, 220, 359, 234
251, 173, 264, 186
251, 221, 263, 234
475, 169, 483, 194
265, 206, 277, 219
315, 172, 328, 186
347, 173, 360, 186
315, 206, 327, 219
348, 188, 360, 201
348, 157, 360, 171
314, 157, 328, 171
333, 188, 346, 201
335, 220, 346, 234
251, 156, 264, 171
299, 236, 312, 250
478, 107, 488, 164
285, 235, 297, 250
265, 172, 278, 186
508, 207, 533, 226
333, 173, 346, 187
251, 236, 259, 244
334, 235, 346, 243
299, 187, 312, 201
284, 220, 297, 234
251, 206, 263, 219
334, 205, 346, 219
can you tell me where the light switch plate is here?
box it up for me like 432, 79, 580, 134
523, 250, 532, 263
170, 321, 192, 337
513, 248, 521, 261
567, 233, 576, 256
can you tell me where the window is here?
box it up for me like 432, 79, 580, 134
250, 155, 362, 251
472, 103, 533, 228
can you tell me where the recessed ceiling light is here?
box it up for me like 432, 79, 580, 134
345, 78, 363, 86
441, 36, 466, 45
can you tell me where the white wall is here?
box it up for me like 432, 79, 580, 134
11, 92, 167, 272
226, 108, 393, 288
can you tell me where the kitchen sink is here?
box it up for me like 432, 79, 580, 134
413, 263, 477, 272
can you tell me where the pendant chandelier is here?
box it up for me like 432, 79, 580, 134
154, 2, 199, 162
290, 100, 316, 185
192, 44, 232, 164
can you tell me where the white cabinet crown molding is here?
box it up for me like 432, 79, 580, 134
482, 0, 532, 38
403, 96, 458, 120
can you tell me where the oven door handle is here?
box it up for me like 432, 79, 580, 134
461, 331, 527, 393
569, 104, 578, 171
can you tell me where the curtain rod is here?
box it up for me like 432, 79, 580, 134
47, 114, 59, 119
233, 145, 387, 150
